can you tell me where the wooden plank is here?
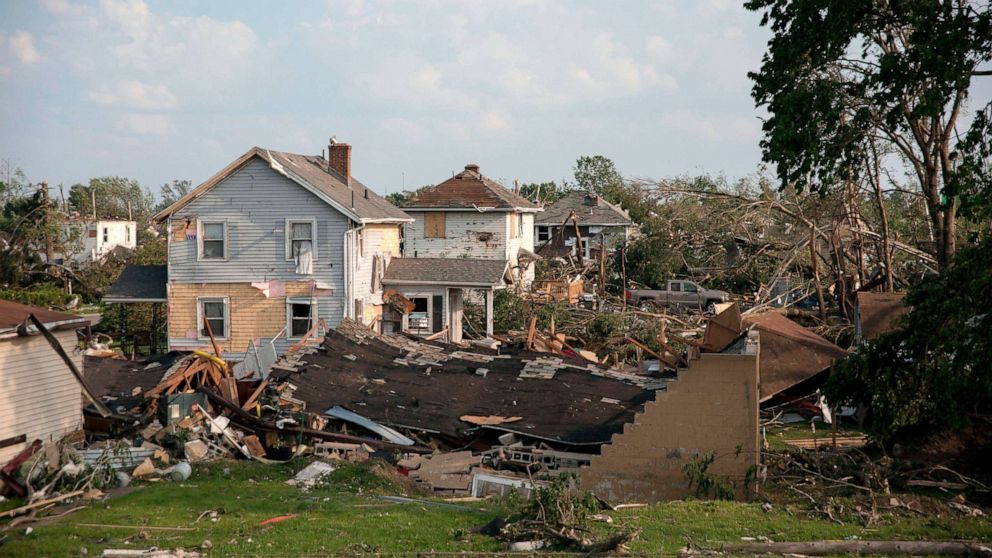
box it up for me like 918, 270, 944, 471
241, 380, 269, 410
525, 315, 537, 350
27, 314, 111, 417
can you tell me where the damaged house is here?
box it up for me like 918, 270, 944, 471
535, 191, 636, 259
151, 140, 412, 359
399, 164, 543, 285
0, 300, 90, 463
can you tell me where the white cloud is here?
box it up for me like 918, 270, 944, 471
9, 31, 44, 65
659, 109, 761, 142
89, 80, 178, 109
645, 35, 674, 62
115, 113, 175, 135
41, 0, 85, 17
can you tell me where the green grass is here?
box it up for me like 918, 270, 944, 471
2, 460, 990, 557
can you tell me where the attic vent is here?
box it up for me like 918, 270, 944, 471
364, 188, 368, 199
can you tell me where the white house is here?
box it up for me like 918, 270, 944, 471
0, 300, 89, 463
400, 164, 542, 284
57, 219, 137, 264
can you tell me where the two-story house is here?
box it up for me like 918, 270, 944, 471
53, 219, 137, 265
400, 164, 542, 284
152, 140, 412, 359
535, 191, 636, 259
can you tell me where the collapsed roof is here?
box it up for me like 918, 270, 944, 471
856, 291, 909, 340
401, 164, 540, 211
285, 320, 660, 446
535, 191, 634, 226
742, 311, 848, 402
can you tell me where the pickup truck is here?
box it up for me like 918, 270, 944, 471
625, 280, 729, 311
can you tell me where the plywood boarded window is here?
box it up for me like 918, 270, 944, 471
425, 212, 445, 238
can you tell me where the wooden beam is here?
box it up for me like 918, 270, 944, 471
27, 314, 111, 417
485, 288, 494, 337
525, 315, 537, 350
241, 380, 269, 411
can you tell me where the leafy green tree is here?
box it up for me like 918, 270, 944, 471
519, 181, 572, 204
574, 156, 624, 201
747, 0, 992, 267
155, 179, 192, 213
825, 237, 992, 441
68, 177, 155, 228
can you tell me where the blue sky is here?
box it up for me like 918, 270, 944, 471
0, 0, 776, 195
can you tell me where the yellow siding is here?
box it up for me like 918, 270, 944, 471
168, 281, 320, 352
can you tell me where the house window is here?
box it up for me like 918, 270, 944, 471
199, 221, 227, 260
102, 227, 109, 243
198, 297, 229, 339
509, 214, 519, 239
517, 213, 525, 238
537, 226, 550, 243
424, 212, 445, 238
125, 226, 131, 243
287, 297, 316, 338
407, 296, 431, 335
286, 219, 317, 261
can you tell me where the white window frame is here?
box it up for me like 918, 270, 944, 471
286, 296, 318, 339
285, 218, 318, 261
197, 219, 229, 261
403, 293, 436, 335
537, 226, 550, 243
196, 296, 230, 341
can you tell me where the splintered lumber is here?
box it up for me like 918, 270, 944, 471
27, 314, 111, 417
526, 315, 537, 350
144, 359, 206, 398
683, 540, 992, 556
241, 380, 269, 410
0, 490, 86, 519
625, 336, 679, 368
219, 376, 239, 402
459, 415, 523, 426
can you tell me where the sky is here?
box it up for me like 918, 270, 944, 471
0, 0, 775, 196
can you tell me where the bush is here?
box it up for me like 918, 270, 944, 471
824, 237, 992, 442
0, 284, 75, 308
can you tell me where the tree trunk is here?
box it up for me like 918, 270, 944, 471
868, 142, 894, 291
809, 225, 826, 320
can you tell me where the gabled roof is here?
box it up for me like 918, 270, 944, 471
742, 311, 848, 402
153, 147, 412, 224
383, 258, 509, 287
104, 264, 168, 304
401, 164, 540, 211
535, 191, 635, 226
0, 300, 90, 338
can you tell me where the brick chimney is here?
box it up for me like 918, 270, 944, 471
464, 163, 480, 175
329, 138, 352, 186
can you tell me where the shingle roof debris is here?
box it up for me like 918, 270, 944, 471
402, 164, 540, 210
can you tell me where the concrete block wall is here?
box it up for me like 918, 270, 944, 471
580, 349, 760, 503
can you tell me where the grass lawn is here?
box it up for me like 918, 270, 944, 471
2, 460, 990, 557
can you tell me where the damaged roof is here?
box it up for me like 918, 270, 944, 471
152, 147, 412, 224
0, 300, 89, 338
402, 164, 540, 211
383, 258, 510, 287
535, 191, 635, 226
856, 291, 909, 340
104, 264, 168, 303
83, 354, 182, 400
743, 311, 848, 402
286, 320, 658, 446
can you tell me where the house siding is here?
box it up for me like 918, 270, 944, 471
506, 212, 535, 284
352, 223, 402, 324
0, 330, 83, 462
403, 211, 507, 260
166, 158, 353, 354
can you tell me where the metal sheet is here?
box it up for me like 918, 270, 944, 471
324, 406, 415, 446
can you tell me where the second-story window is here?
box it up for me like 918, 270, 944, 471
102, 227, 109, 243
125, 226, 131, 243
424, 212, 445, 238
286, 219, 317, 260
200, 221, 227, 260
